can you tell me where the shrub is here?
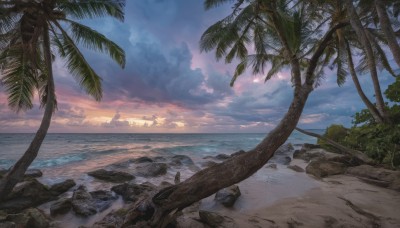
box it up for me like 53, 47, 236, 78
317, 124, 348, 153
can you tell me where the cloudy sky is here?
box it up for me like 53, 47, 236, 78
0, 0, 397, 133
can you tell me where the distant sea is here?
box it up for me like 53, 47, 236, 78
0, 131, 322, 184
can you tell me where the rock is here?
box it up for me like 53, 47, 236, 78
133, 157, 153, 163
0, 168, 6, 178
135, 163, 168, 177
0, 221, 15, 228
215, 154, 230, 160
231, 150, 246, 157
302, 143, 321, 149
171, 155, 194, 166
175, 172, 181, 184
346, 165, 400, 191
5, 208, 51, 228
49, 179, 76, 195
199, 210, 236, 228
269, 144, 294, 165
202, 161, 218, 168
92, 208, 128, 228
71, 185, 97, 217
71, 187, 117, 216
152, 156, 167, 162
111, 183, 155, 202
287, 165, 305, 172
50, 198, 72, 216
215, 185, 241, 207
328, 155, 365, 167
0, 179, 55, 212
87, 169, 134, 183
24, 169, 43, 178
306, 160, 347, 178
293, 148, 342, 162
266, 164, 277, 169
90, 190, 117, 212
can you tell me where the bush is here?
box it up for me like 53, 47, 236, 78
317, 124, 348, 153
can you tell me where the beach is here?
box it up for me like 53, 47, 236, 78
1, 133, 399, 227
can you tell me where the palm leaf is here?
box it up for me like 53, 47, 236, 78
66, 19, 125, 67
52, 22, 102, 101
58, 0, 125, 21
0, 44, 38, 112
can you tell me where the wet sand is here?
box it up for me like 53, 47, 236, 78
207, 159, 400, 228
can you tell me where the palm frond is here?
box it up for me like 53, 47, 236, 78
0, 44, 38, 112
52, 22, 102, 101
66, 19, 125, 67
58, 0, 125, 21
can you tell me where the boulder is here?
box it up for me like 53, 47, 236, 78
92, 208, 128, 228
88, 169, 134, 183
215, 154, 230, 160
269, 144, 294, 165
4, 208, 51, 228
171, 155, 194, 166
201, 161, 218, 168
50, 198, 72, 216
174, 172, 181, 184
215, 185, 241, 207
90, 190, 118, 212
71, 187, 117, 216
111, 182, 155, 202
306, 160, 347, 178
287, 165, 305, 172
302, 143, 321, 149
346, 165, 400, 191
24, 169, 43, 179
135, 163, 168, 177
293, 147, 343, 162
199, 210, 236, 228
231, 150, 246, 157
0, 180, 55, 212
328, 155, 365, 167
49, 179, 76, 195
133, 157, 154, 163
71, 185, 96, 217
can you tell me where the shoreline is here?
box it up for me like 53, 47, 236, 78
1, 143, 400, 227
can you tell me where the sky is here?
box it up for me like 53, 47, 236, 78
0, 0, 397, 133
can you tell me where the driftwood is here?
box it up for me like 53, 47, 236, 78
295, 127, 375, 165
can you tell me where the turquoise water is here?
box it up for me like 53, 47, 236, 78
0, 131, 322, 183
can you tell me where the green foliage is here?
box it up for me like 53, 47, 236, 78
344, 81, 400, 168
344, 122, 400, 167
317, 124, 348, 152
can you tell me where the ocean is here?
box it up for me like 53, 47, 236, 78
0, 131, 322, 227
0, 131, 321, 185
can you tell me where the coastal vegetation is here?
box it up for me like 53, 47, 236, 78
0, 0, 126, 200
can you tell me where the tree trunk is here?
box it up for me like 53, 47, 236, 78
345, 0, 390, 123
346, 41, 384, 123
295, 127, 375, 164
375, 0, 400, 67
0, 24, 55, 201
124, 84, 313, 227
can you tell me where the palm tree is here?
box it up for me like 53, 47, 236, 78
0, 0, 125, 200
126, 1, 348, 226
311, 0, 396, 124
344, 0, 390, 123
374, 0, 400, 67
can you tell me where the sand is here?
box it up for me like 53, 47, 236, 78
200, 159, 400, 228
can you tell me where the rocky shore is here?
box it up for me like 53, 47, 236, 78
0, 143, 399, 227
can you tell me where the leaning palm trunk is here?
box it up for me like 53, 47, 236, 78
136, 84, 313, 227
345, 0, 390, 123
346, 42, 384, 123
375, 0, 400, 67
0, 25, 55, 201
